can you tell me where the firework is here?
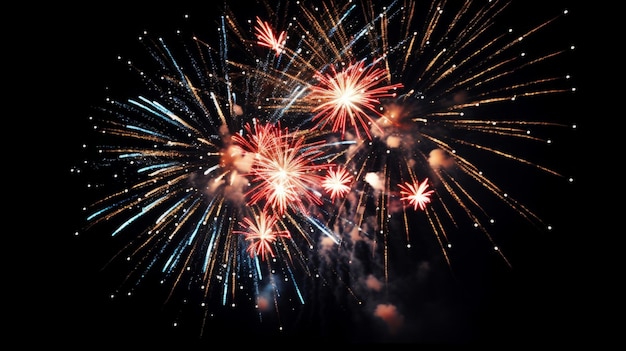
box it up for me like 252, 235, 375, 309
254, 16, 287, 57
398, 179, 434, 211
233, 208, 291, 261
322, 166, 354, 201
308, 60, 404, 140
231, 121, 332, 215
71, 0, 578, 342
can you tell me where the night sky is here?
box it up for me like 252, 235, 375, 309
24, 0, 602, 347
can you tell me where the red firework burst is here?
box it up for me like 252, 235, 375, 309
398, 179, 434, 211
232, 122, 331, 215
232, 121, 281, 156
233, 210, 291, 261
308, 60, 403, 140
322, 166, 354, 201
255, 16, 286, 56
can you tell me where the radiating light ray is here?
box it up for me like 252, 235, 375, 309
307, 216, 341, 245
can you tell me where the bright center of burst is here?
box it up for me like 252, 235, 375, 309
274, 183, 286, 195
277, 169, 288, 180
337, 88, 359, 107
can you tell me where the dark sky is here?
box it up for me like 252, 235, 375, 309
24, 0, 602, 347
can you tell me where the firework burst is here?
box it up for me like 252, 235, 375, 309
254, 16, 287, 57
308, 60, 404, 139
322, 166, 354, 201
70, 0, 578, 342
231, 121, 332, 215
398, 179, 434, 211
233, 208, 292, 261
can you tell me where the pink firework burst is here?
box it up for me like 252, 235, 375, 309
232, 122, 332, 215
398, 179, 434, 211
322, 166, 354, 201
308, 60, 403, 140
233, 210, 291, 261
254, 16, 286, 56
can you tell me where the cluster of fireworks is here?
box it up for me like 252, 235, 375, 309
71, 0, 577, 339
